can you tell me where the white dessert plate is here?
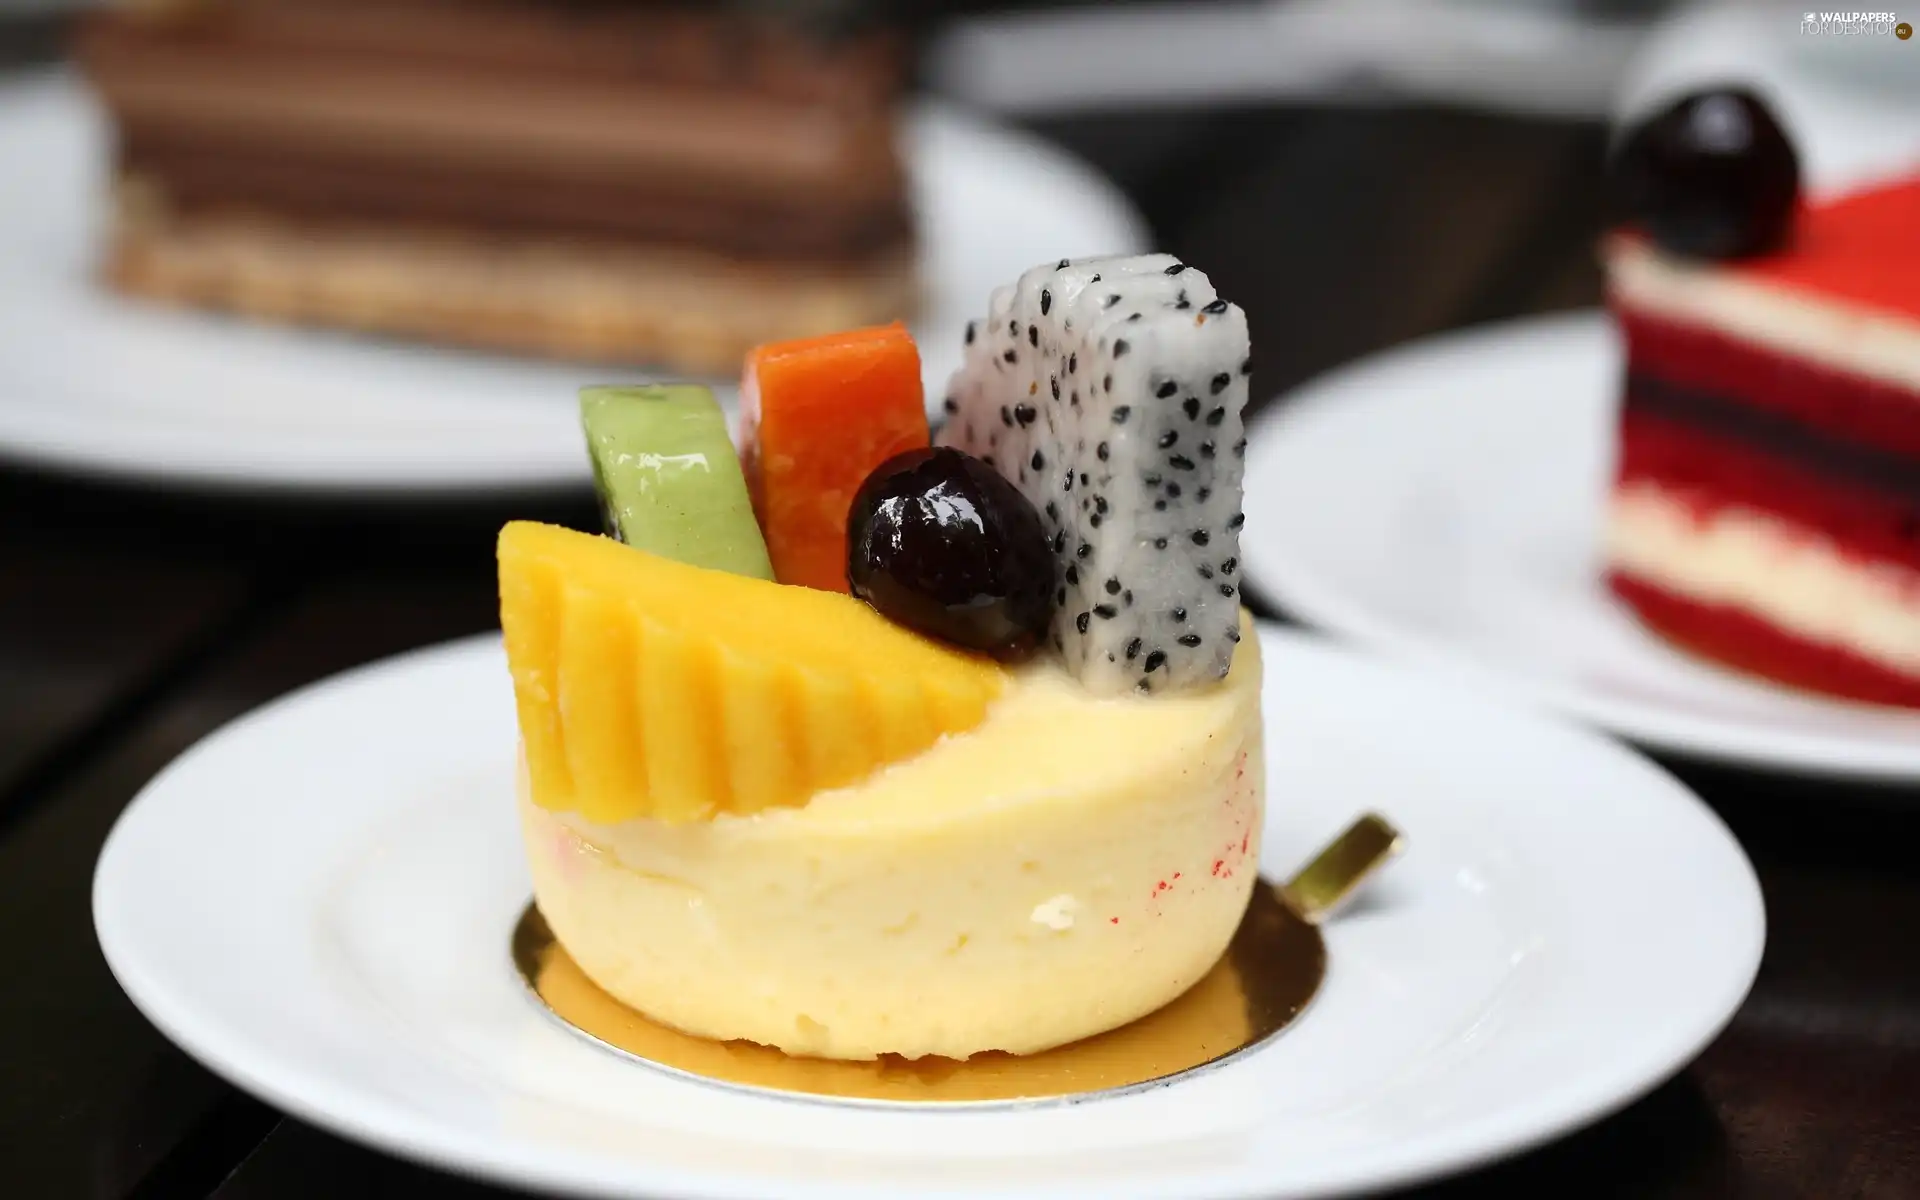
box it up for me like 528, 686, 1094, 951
95, 623, 1764, 1200
0, 69, 1146, 493
1240, 312, 1920, 782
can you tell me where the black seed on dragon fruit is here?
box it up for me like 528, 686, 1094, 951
934, 253, 1253, 694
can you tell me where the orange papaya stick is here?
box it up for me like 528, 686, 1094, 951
739, 322, 929, 592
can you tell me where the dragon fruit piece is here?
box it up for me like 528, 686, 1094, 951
937, 254, 1251, 694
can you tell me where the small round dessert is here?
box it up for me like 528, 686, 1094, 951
521, 611, 1263, 1062
509, 255, 1264, 1061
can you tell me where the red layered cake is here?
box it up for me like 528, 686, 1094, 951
1603, 90, 1920, 707
73, 0, 917, 374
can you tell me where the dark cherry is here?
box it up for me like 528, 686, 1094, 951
847, 447, 1056, 658
1609, 87, 1800, 260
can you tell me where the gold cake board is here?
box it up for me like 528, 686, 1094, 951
513, 885, 1322, 1106
511, 813, 1399, 1105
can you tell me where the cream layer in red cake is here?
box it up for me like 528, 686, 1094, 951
1603, 178, 1920, 706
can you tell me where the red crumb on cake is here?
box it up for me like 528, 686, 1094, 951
1212, 831, 1251, 882
1609, 571, 1920, 708
1202, 748, 1260, 880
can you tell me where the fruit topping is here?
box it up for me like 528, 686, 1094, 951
1610, 87, 1800, 260
498, 521, 1005, 824
847, 447, 1057, 658
937, 255, 1251, 695
580, 384, 774, 580
739, 321, 929, 592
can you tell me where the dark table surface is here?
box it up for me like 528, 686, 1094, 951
3, 13, 1918, 1200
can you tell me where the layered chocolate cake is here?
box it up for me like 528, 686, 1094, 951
1603, 89, 1920, 707
74, 0, 918, 373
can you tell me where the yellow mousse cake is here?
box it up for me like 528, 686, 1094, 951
519, 614, 1263, 1062
503, 255, 1264, 1064
502, 520, 1263, 1061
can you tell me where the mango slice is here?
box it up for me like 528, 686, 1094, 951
498, 521, 1006, 823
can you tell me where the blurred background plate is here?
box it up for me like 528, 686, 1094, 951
1240, 311, 1920, 783
0, 69, 1146, 494
926, 0, 1658, 120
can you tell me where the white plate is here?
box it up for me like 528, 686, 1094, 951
0, 70, 1146, 493
1241, 312, 1920, 781
95, 624, 1763, 1200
